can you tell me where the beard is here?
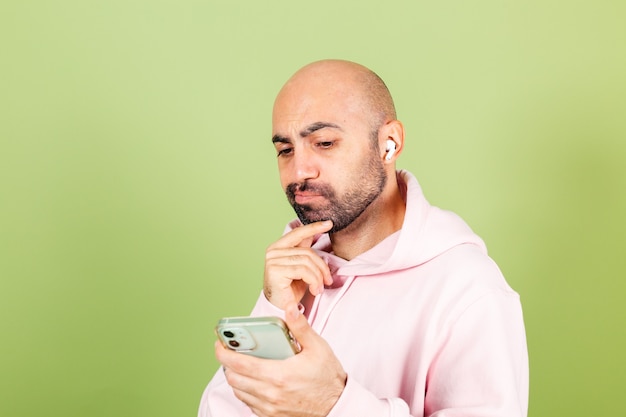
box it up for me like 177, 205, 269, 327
285, 152, 388, 234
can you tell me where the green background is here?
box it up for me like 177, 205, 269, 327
1, 1, 624, 416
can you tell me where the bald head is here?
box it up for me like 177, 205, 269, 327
274, 60, 396, 136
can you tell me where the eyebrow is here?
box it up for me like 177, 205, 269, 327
272, 121, 342, 144
300, 121, 342, 137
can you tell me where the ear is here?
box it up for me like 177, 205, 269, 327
378, 120, 405, 163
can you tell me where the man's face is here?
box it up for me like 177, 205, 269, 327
272, 80, 388, 233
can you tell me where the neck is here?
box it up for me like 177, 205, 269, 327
329, 174, 406, 260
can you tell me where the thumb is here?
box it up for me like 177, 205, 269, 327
284, 302, 316, 348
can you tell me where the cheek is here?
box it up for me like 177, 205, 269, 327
334, 156, 362, 182
277, 157, 305, 188
278, 168, 291, 189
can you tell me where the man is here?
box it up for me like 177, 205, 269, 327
198, 59, 529, 417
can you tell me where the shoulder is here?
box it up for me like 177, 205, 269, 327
428, 242, 514, 292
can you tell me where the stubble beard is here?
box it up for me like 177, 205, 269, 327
285, 153, 388, 234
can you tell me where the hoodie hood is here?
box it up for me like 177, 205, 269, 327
283, 170, 487, 278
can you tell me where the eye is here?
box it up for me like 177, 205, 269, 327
277, 147, 293, 157
316, 141, 334, 149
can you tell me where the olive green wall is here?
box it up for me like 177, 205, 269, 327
1, 1, 624, 416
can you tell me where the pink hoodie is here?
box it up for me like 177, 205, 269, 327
198, 170, 529, 417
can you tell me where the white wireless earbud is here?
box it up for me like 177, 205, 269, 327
385, 140, 396, 161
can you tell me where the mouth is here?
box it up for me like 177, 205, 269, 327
294, 192, 324, 205
287, 181, 333, 207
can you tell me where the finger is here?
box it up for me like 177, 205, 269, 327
265, 247, 329, 270
215, 340, 247, 371
265, 248, 332, 288
215, 340, 267, 380
214, 339, 231, 363
230, 387, 266, 417
229, 377, 283, 417
268, 220, 333, 250
223, 367, 274, 416
265, 263, 326, 296
284, 302, 318, 349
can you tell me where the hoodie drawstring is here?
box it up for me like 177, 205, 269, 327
307, 275, 357, 334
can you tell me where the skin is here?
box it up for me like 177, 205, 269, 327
216, 60, 406, 417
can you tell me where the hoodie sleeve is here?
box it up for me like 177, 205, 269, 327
326, 377, 412, 416
249, 290, 288, 319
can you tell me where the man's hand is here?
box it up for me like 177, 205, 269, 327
264, 221, 334, 310
217, 303, 347, 417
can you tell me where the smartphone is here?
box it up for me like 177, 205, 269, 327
215, 316, 301, 360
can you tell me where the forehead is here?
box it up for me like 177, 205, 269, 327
272, 85, 366, 135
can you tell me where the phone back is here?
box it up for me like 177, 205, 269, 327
215, 316, 300, 360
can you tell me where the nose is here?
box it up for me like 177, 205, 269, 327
291, 146, 319, 183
